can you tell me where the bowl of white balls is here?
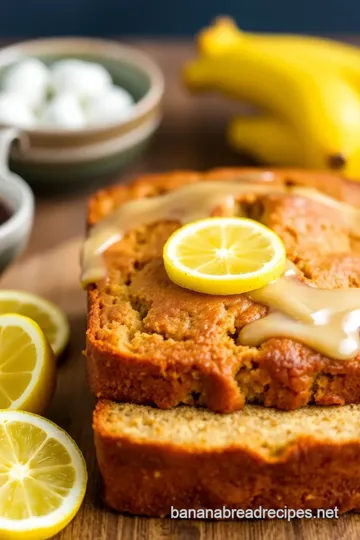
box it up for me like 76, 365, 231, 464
0, 37, 164, 192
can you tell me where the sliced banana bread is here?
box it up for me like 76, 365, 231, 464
94, 399, 360, 516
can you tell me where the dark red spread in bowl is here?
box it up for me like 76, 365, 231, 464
0, 197, 11, 226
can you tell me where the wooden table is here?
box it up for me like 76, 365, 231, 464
2, 40, 360, 540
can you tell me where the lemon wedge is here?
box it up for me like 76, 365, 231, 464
0, 291, 69, 358
0, 410, 87, 540
163, 217, 286, 295
0, 314, 56, 414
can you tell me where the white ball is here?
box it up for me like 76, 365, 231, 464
2, 58, 50, 108
0, 92, 36, 128
50, 59, 112, 100
84, 86, 134, 127
39, 93, 85, 129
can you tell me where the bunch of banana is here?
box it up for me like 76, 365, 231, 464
183, 18, 360, 177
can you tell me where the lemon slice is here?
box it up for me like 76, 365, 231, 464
0, 291, 69, 358
0, 410, 87, 540
163, 217, 286, 295
0, 314, 56, 414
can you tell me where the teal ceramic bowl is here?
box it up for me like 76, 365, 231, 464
0, 38, 164, 194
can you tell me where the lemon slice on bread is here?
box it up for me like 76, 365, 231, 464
0, 410, 87, 540
163, 217, 286, 295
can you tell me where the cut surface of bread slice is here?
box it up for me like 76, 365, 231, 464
94, 399, 360, 517
86, 168, 360, 413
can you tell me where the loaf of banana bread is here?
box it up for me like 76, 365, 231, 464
85, 168, 360, 413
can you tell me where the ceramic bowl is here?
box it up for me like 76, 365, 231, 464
0, 129, 34, 274
0, 38, 164, 193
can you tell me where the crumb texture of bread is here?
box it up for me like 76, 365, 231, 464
93, 400, 360, 517
86, 168, 360, 412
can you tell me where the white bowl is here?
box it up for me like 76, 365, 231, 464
0, 37, 165, 194
0, 128, 34, 274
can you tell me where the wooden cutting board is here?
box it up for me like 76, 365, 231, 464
2, 39, 360, 540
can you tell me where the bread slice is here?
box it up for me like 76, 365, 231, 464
94, 399, 360, 516
86, 168, 360, 413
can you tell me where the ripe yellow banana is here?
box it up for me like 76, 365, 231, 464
227, 116, 303, 167
184, 18, 360, 177
198, 18, 360, 83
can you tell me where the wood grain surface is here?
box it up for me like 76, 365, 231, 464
2, 40, 360, 539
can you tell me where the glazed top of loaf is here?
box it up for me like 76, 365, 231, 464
86, 168, 360, 412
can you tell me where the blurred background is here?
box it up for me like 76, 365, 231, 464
1, 0, 358, 36
1, 0, 360, 201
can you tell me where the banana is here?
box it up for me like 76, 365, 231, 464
184, 18, 360, 177
185, 48, 360, 169
198, 17, 360, 86
248, 35, 360, 89
227, 116, 304, 167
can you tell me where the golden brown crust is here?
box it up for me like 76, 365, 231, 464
86, 168, 360, 413
93, 400, 360, 516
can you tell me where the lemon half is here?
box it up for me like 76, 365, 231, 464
0, 410, 87, 540
0, 290, 70, 358
163, 217, 286, 295
0, 314, 56, 414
